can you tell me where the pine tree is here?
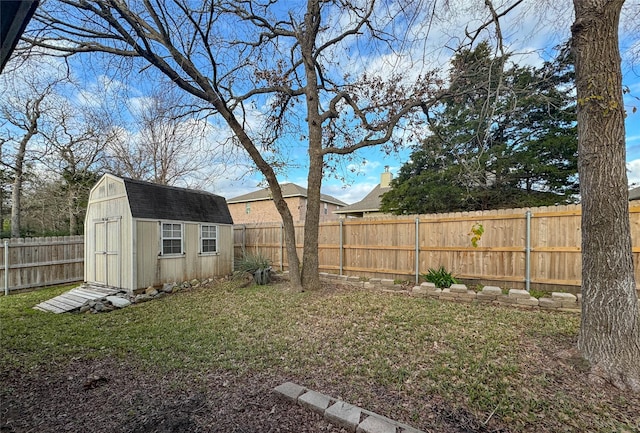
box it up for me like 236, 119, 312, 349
382, 43, 578, 214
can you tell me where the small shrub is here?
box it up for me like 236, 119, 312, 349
529, 289, 549, 299
234, 251, 272, 285
423, 266, 458, 289
467, 284, 484, 292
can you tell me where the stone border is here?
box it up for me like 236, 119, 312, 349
274, 381, 425, 433
310, 272, 585, 313
77, 277, 227, 314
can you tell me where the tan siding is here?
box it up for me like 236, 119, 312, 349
137, 221, 234, 290
136, 220, 160, 289
85, 175, 134, 292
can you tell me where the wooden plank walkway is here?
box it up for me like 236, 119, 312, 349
34, 284, 122, 314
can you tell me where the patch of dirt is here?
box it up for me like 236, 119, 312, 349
0, 359, 349, 433
0, 357, 510, 433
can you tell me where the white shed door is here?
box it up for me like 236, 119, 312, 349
93, 217, 121, 288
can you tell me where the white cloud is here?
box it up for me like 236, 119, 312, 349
324, 181, 377, 204
627, 159, 640, 187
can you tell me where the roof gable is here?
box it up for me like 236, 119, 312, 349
334, 184, 391, 213
122, 177, 233, 224
228, 182, 347, 206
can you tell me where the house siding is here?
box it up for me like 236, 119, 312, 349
229, 197, 342, 224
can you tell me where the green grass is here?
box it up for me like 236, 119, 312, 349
1, 282, 636, 433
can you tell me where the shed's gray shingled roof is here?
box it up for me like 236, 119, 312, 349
629, 186, 640, 201
334, 184, 392, 214
227, 182, 347, 206
123, 178, 233, 224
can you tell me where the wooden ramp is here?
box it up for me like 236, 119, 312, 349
34, 284, 122, 314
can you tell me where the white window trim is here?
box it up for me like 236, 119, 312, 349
199, 224, 219, 255
160, 221, 184, 257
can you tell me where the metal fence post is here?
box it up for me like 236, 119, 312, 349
415, 217, 420, 284
280, 222, 284, 272
4, 239, 9, 296
339, 219, 344, 276
525, 210, 532, 291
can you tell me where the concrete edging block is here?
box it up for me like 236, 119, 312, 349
298, 390, 332, 415
449, 284, 468, 293
273, 382, 306, 403
325, 401, 362, 431
356, 414, 397, 433
508, 289, 530, 299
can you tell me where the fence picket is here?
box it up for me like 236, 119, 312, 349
4, 202, 640, 294
1, 236, 84, 293
232, 202, 640, 292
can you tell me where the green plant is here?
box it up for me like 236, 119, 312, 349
234, 251, 272, 284
468, 223, 484, 248
529, 289, 550, 299
423, 266, 458, 289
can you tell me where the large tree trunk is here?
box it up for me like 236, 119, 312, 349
10, 136, 30, 238
10, 174, 22, 238
69, 193, 78, 236
301, 149, 323, 291
572, 0, 640, 392
299, 0, 323, 291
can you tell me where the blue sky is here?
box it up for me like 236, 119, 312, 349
217, 3, 640, 205
12, 1, 637, 206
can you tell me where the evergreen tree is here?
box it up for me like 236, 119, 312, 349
382, 43, 578, 214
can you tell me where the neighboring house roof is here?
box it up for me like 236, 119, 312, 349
333, 184, 392, 215
122, 177, 234, 224
227, 182, 347, 206
629, 186, 640, 201
334, 168, 394, 216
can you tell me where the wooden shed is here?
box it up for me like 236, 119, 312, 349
84, 174, 234, 294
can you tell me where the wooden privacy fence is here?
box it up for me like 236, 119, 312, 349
234, 202, 640, 292
1, 236, 84, 294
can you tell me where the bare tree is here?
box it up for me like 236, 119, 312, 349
107, 84, 220, 188
0, 75, 59, 237
27, 0, 439, 290
571, 0, 640, 392
20, 174, 68, 236
40, 100, 110, 235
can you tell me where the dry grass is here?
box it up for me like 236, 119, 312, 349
1, 280, 638, 432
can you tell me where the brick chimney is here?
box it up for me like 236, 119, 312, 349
380, 166, 392, 188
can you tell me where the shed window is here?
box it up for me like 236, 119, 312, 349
162, 223, 183, 255
201, 225, 218, 253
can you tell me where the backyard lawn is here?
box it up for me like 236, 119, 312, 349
1, 279, 637, 432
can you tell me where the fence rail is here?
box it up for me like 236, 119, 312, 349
233, 203, 640, 292
1, 236, 84, 293
2, 203, 638, 294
